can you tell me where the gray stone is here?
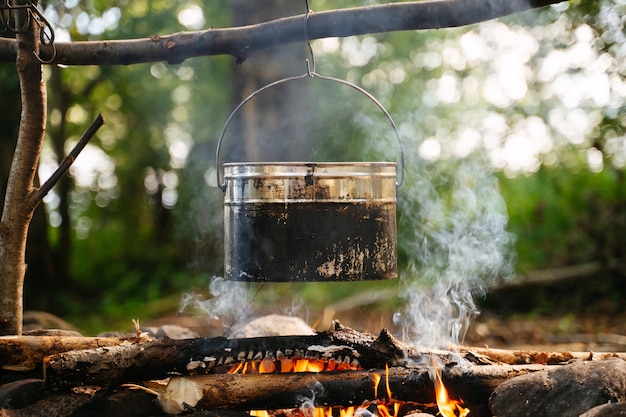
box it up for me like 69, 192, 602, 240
489, 358, 626, 417
0, 379, 45, 408
142, 324, 200, 340
226, 314, 315, 338
580, 402, 626, 417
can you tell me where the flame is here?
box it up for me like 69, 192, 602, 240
372, 373, 381, 397
384, 364, 393, 401
227, 357, 361, 374
433, 364, 469, 417
238, 359, 471, 417
244, 363, 406, 417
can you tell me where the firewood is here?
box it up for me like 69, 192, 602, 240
40, 322, 626, 390
43, 324, 410, 389
44, 336, 230, 388
153, 364, 550, 412
457, 346, 626, 365
0, 336, 123, 372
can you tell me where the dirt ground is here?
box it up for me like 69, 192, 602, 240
467, 268, 626, 351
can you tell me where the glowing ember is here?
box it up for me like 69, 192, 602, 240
228, 357, 361, 374
433, 364, 469, 417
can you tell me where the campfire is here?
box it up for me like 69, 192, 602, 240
223, 358, 468, 417
2, 319, 626, 417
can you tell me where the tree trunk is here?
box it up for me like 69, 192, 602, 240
0, 0, 47, 336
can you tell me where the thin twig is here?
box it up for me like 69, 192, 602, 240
31, 113, 104, 205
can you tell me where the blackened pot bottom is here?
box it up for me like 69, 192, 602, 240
224, 202, 397, 282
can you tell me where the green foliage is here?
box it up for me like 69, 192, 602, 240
500, 165, 626, 272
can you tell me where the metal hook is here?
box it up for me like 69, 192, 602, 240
0, 0, 56, 63
0, 3, 30, 33
32, 42, 56, 64
30, 5, 57, 63
303, 0, 315, 76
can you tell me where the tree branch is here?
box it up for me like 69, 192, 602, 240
30, 113, 104, 205
0, 0, 565, 66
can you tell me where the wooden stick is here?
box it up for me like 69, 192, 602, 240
0, 335, 123, 372
457, 346, 626, 365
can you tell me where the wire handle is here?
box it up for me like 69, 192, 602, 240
215, 0, 404, 191
215, 71, 405, 191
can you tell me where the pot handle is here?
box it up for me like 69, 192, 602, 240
215, 70, 405, 192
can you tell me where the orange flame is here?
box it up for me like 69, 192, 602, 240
384, 364, 393, 401
244, 360, 468, 417
433, 364, 469, 417
228, 357, 361, 375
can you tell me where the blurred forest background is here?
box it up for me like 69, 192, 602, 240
0, 0, 624, 336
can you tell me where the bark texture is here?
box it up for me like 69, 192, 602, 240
0, 0, 46, 336
0, 0, 564, 65
0, 335, 123, 372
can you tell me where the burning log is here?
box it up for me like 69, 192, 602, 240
41, 322, 626, 390
43, 323, 414, 388
160, 364, 549, 411
3, 323, 626, 417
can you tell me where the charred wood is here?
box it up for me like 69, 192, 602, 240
41, 322, 626, 390
43, 323, 413, 388
44, 336, 230, 388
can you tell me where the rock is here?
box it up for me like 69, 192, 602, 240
142, 324, 200, 340
226, 314, 316, 338
22, 311, 81, 334
489, 358, 626, 417
0, 379, 45, 409
579, 402, 626, 417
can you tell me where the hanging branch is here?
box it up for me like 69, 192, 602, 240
31, 113, 104, 205
0, 0, 564, 66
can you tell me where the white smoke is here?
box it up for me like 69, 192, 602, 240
298, 381, 325, 417
179, 276, 253, 328
391, 150, 515, 348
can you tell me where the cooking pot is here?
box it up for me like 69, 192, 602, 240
216, 71, 403, 282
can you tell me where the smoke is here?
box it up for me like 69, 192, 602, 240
179, 277, 253, 328
298, 381, 324, 417
176, 38, 515, 348
391, 146, 515, 348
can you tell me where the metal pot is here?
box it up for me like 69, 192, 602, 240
215, 70, 403, 282
223, 162, 397, 282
